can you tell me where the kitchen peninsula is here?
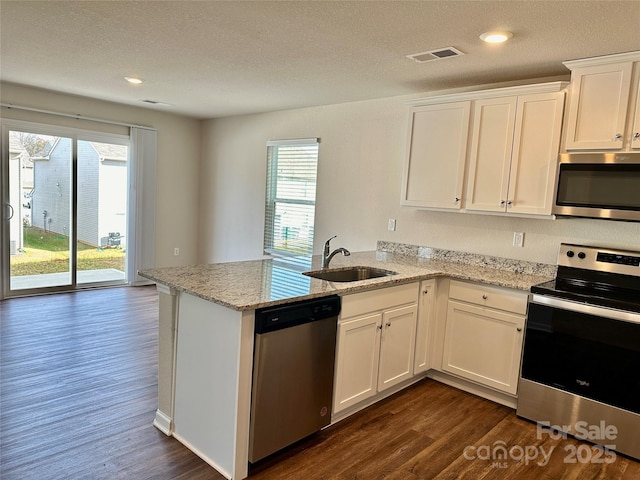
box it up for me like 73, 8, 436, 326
139, 243, 555, 480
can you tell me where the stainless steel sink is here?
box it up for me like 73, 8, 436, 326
302, 266, 396, 282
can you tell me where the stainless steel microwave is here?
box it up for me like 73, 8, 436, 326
553, 152, 640, 222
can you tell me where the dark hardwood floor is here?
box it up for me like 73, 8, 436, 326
1, 286, 638, 479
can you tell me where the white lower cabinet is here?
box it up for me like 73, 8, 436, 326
377, 304, 418, 391
333, 312, 382, 411
441, 280, 526, 395
333, 278, 529, 416
413, 279, 437, 374
333, 283, 418, 414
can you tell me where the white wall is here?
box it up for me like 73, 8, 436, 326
4, 81, 638, 269
1, 82, 202, 268
199, 91, 640, 265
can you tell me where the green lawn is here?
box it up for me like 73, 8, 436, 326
11, 227, 125, 276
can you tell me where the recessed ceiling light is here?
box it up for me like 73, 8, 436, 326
124, 76, 143, 85
479, 31, 513, 44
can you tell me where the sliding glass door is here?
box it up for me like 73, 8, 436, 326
76, 140, 128, 286
2, 124, 129, 296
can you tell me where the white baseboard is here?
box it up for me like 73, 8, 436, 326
427, 370, 517, 409
153, 409, 173, 435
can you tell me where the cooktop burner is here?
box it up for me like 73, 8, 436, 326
531, 243, 640, 314
531, 279, 640, 313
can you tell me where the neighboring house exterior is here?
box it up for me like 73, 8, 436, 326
79, 141, 128, 248
30, 139, 127, 248
8, 136, 32, 254
32, 137, 71, 238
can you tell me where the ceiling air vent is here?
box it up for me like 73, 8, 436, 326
142, 99, 172, 107
406, 47, 465, 63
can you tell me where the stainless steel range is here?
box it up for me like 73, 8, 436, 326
517, 243, 640, 460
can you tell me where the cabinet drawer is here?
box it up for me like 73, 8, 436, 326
448, 280, 527, 315
340, 283, 419, 320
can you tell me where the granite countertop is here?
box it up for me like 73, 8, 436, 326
139, 244, 556, 311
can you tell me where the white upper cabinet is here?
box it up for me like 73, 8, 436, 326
465, 91, 565, 216
465, 97, 517, 213
634, 78, 640, 149
563, 51, 640, 151
401, 101, 471, 209
403, 81, 566, 217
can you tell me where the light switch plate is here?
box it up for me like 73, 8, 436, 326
388, 219, 396, 231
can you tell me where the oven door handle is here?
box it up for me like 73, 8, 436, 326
530, 294, 640, 325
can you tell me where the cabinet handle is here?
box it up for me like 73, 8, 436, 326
482, 294, 488, 300
633, 132, 640, 140
500, 200, 506, 206
506, 200, 513, 207
614, 133, 622, 141
455, 197, 460, 203
386, 322, 391, 327
377, 325, 383, 330
423, 290, 429, 295
517, 327, 523, 332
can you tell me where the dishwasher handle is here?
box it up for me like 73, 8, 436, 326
255, 295, 341, 334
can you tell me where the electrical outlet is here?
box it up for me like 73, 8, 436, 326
174, 247, 180, 256
513, 232, 524, 247
388, 218, 396, 231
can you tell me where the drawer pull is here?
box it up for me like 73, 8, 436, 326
386, 322, 391, 327
517, 327, 523, 332
482, 294, 488, 300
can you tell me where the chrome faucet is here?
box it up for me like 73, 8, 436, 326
322, 235, 351, 269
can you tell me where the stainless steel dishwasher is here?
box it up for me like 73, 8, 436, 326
249, 295, 340, 463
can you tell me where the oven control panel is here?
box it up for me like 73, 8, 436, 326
559, 243, 640, 277
596, 252, 640, 267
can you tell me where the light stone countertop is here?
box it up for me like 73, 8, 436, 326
138, 249, 555, 311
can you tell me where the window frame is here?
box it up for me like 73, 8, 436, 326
263, 138, 319, 258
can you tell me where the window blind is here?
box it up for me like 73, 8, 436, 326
264, 138, 319, 257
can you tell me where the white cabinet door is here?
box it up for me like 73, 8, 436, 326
632, 79, 640, 150
378, 304, 418, 392
565, 62, 634, 150
414, 280, 437, 374
442, 300, 524, 395
465, 93, 564, 215
333, 313, 382, 413
508, 92, 565, 215
402, 102, 471, 209
465, 96, 517, 212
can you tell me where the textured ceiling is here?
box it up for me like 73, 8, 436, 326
1, 1, 639, 119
